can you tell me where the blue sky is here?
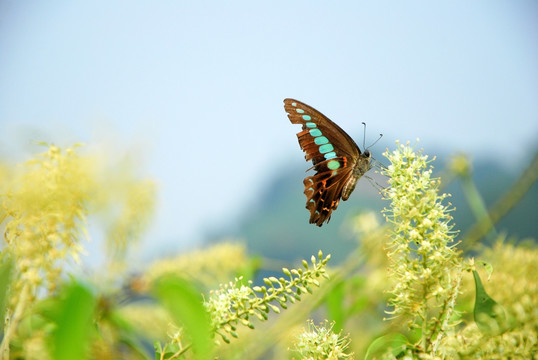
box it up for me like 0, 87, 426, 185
1, 1, 537, 261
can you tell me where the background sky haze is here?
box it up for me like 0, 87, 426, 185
1, 1, 537, 263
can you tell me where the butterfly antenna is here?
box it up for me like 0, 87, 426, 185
361, 122, 367, 149
363, 122, 383, 150
367, 133, 383, 150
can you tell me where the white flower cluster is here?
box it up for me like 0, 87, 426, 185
382, 142, 461, 327
204, 277, 254, 332
294, 320, 352, 360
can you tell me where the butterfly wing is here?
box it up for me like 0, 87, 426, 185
284, 98, 363, 226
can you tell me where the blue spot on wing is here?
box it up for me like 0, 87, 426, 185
324, 151, 337, 159
327, 160, 341, 170
309, 129, 322, 137
314, 136, 329, 145
319, 144, 334, 153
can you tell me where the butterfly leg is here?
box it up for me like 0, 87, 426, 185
364, 175, 387, 192
371, 158, 388, 171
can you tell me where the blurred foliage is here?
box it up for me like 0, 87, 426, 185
0, 143, 536, 359
142, 242, 253, 290
0, 144, 156, 359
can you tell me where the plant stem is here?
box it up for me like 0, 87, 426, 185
0, 283, 30, 360
462, 152, 538, 251
460, 174, 497, 243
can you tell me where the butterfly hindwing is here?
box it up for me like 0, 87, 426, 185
303, 157, 353, 226
284, 98, 366, 226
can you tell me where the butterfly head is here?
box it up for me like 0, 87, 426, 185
355, 148, 373, 177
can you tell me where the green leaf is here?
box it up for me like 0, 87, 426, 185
473, 270, 506, 334
18, 314, 50, 339
153, 276, 212, 359
154, 341, 180, 360
154, 341, 163, 360
365, 333, 408, 360
50, 282, 96, 360
347, 275, 368, 316
0, 255, 14, 323
325, 281, 345, 331
348, 295, 368, 315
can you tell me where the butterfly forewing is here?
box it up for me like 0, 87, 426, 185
284, 99, 361, 161
284, 98, 369, 226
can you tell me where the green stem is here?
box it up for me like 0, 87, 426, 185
0, 283, 30, 360
460, 174, 497, 243
420, 252, 429, 352
171, 343, 192, 359
421, 307, 428, 352
462, 152, 538, 251
429, 270, 462, 354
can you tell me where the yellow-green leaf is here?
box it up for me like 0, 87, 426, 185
473, 270, 506, 334
153, 276, 212, 359
365, 333, 407, 360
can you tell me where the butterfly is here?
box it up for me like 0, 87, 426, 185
284, 98, 374, 226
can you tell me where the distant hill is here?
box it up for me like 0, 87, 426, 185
205, 151, 537, 264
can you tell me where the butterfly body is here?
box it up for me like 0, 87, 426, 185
343, 157, 372, 200
284, 98, 372, 226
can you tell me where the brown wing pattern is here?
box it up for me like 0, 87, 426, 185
284, 98, 361, 226
303, 157, 353, 226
